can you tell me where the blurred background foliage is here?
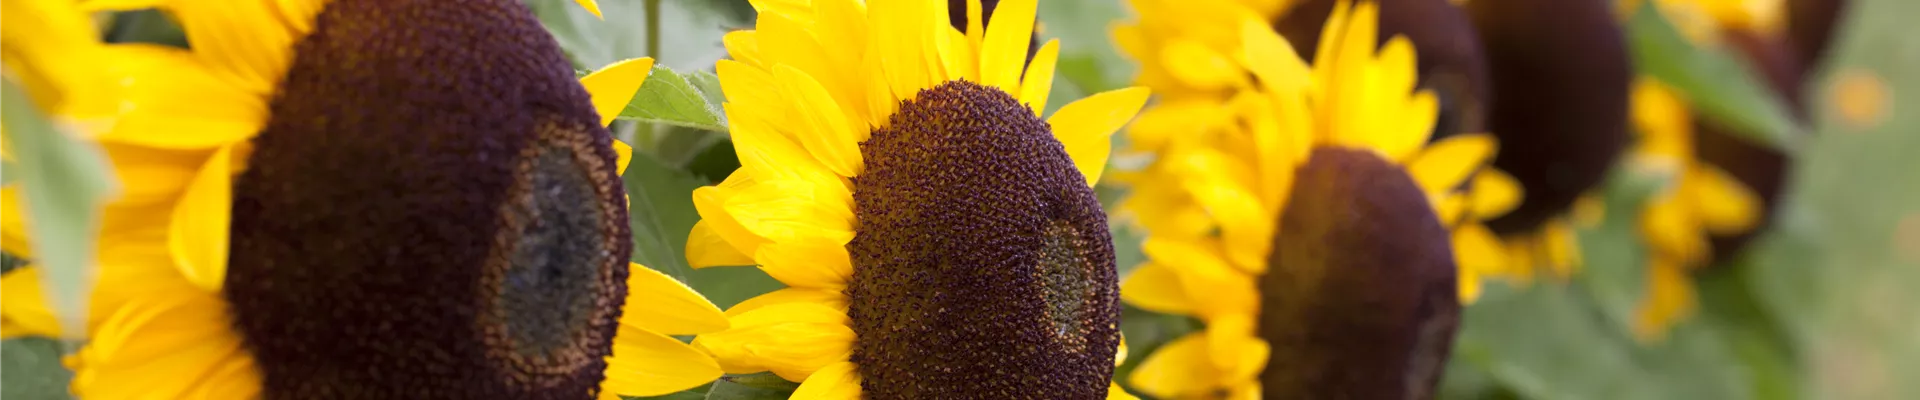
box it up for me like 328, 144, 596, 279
4, 0, 1917, 399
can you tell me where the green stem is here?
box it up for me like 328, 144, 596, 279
645, 0, 662, 59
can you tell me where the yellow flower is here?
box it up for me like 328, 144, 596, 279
685, 0, 1146, 398
1119, 1, 1510, 397
0, 1, 726, 397
1624, 79, 1764, 341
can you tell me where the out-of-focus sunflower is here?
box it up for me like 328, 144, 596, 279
1120, 2, 1507, 397
0, 0, 729, 397
1457, 0, 1637, 281
1116, 0, 1513, 303
684, 0, 1147, 398
1620, 0, 1799, 340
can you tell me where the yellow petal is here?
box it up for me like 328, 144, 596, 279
1452, 223, 1506, 303
869, 0, 933, 101
772, 65, 864, 177
580, 58, 654, 127
1640, 195, 1708, 264
687, 220, 756, 268
1469, 169, 1522, 220
1130, 332, 1223, 398
724, 180, 856, 246
69, 290, 255, 400
169, 143, 243, 292
790, 361, 862, 400
1017, 39, 1061, 116
610, 139, 633, 174
1119, 262, 1195, 315
1379, 90, 1439, 161
727, 288, 848, 317
1141, 238, 1257, 318
1115, 334, 1129, 367
692, 185, 770, 261
1408, 134, 1496, 196
755, 242, 854, 289
1, 267, 60, 338
1685, 165, 1762, 235
1107, 382, 1140, 400
695, 303, 853, 382
601, 325, 723, 397
98, 45, 267, 150
622, 263, 729, 335
1240, 18, 1309, 96
723, 31, 765, 68
1049, 87, 1151, 186
573, 0, 603, 18
1205, 315, 1269, 385
978, 0, 1038, 92
1633, 257, 1696, 341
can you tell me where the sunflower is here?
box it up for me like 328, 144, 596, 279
1115, 0, 1514, 303
1118, 1, 1512, 397
1458, 0, 1638, 281
1, 0, 730, 397
681, 0, 1146, 398
1619, 0, 1791, 340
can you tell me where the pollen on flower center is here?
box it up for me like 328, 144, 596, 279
1258, 148, 1461, 399
222, 0, 630, 398
845, 80, 1120, 399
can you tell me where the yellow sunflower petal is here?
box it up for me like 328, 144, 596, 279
1633, 257, 1696, 341
1018, 39, 1061, 116
161, 0, 311, 96
1239, 18, 1310, 96
723, 31, 765, 68
1470, 169, 1522, 219
696, 302, 853, 382
99, 45, 267, 150
1, 267, 59, 338
1205, 314, 1269, 385
1641, 194, 1708, 264
870, 0, 934, 97
1408, 133, 1496, 196
601, 325, 724, 398
692, 185, 771, 262
1686, 165, 1762, 235
727, 287, 849, 317
772, 66, 864, 177
754, 242, 854, 289
1379, 90, 1439, 161
69, 291, 254, 400
610, 139, 633, 174
1, 186, 31, 257
978, 0, 1038, 92
790, 361, 862, 400
687, 220, 756, 268
1141, 238, 1257, 318
724, 179, 856, 246
1108, 382, 1141, 400
572, 0, 603, 18
1452, 223, 1507, 303
579, 57, 654, 127
622, 263, 729, 335
1120, 262, 1196, 315
169, 143, 244, 292
1049, 87, 1151, 186
1130, 332, 1224, 398
1161, 39, 1243, 90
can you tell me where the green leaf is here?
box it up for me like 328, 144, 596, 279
624, 149, 708, 281
1038, 0, 1136, 94
1624, 4, 1804, 150
701, 377, 794, 400
1, 338, 72, 400
617, 65, 728, 132
718, 372, 802, 392
528, 0, 739, 72
0, 80, 115, 338
1573, 164, 1676, 332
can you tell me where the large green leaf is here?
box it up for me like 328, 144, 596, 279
617, 65, 727, 132
623, 149, 707, 281
1624, 4, 1804, 150
1037, 0, 1136, 94
1, 338, 72, 400
0, 81, 115, 338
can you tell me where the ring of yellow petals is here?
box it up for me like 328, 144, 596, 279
1117, 2, 1516, 397
682, 0, 1146, 398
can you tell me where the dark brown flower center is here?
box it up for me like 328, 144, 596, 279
224, 0, 630, 398
845, 80, 1119, 399
1466, 0, 1632, 234
1259, 147, 1460, 399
